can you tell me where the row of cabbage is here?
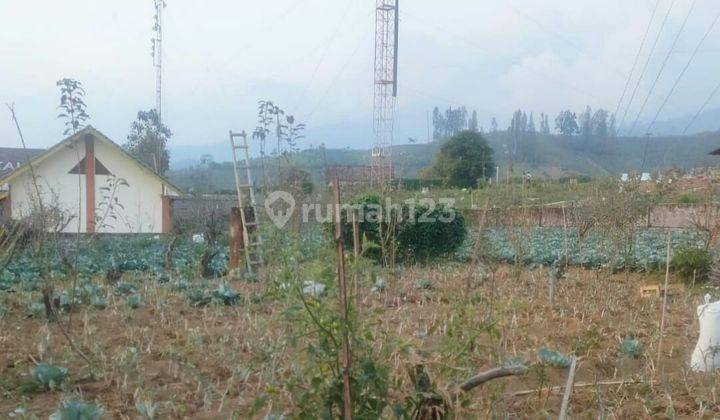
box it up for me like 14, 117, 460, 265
0, 236, 229, 290
456, 227, 708, 270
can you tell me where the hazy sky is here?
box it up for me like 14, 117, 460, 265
2, 0, 719, 155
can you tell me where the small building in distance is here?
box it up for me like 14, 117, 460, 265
0, 147, 45, 178
0, 126, 181, 234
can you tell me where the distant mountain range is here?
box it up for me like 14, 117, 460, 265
167, 128, 720, 193
168, 107, 720, 171
620, 107, 720, 137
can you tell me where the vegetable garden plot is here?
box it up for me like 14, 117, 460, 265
0, 236, 229, 291
456, 227, 708, 270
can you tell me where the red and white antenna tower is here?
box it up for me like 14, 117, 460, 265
372, 0, 399, 184
152, 0, 166, 124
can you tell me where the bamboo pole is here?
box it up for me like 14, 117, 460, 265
558, 356, 577, 420
332, 180, 352, 419
657, 233, 672, 367
352, 210, 360, 260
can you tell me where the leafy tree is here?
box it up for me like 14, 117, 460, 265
469, 110, 479, 132
528, 112, 536, 133
252, 100, 305, 190
555, 110, 579, 136
283, 114, 305, 155
444, 106, 466, 136
253, 100, 304, 158
432, 107, 444, 140
124, 109, 171, 174
526, 112, 538, 163
579, 105, 593, 140
431, 105, 481, 138
508, 109, 526, 160
433, 130, 495, 188
539, 113, 551, 134
56, 78, 90, 136
608, 113, 617, 138
592, 109, 609, 139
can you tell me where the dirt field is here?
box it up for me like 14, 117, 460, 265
1, 264, 718, 418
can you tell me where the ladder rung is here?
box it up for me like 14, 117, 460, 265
231, 129, 263, 271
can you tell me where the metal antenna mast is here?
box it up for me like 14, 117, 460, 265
372, 0, 399, 184
152, 0, 165, 124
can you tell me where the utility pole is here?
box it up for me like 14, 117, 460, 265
372, 0, 399, 185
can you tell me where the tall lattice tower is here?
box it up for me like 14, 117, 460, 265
151, 0, 165, 124
372, 0, 399, 184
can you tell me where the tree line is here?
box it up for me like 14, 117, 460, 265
432, 105, 617, 139
432, 106, 479, 140
431, 105, 619, 166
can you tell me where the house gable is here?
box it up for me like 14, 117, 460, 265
0, 126, 183, 195
3, 126, 182, 234
68, 156, 113, 175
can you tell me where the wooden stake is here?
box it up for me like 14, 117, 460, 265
657, 233, 671, 366
561, 206, 568, 260
229, 207, 245, 272
352, 210, 360, 260
332, 179, 352, 419
558, 356, 577, 420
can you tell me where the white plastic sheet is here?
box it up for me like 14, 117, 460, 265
691, 294, 720, 372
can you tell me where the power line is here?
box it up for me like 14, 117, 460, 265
505, 1, 626, 80
645, 7, 720, 134
614, 0, 662, 120
292, 0, 356, 110
627, 0, 696, 136
401, 10, 609, 103
683, 79, 720, 134
304, 29, 372, 121
618, 0, 677, 131
216, 0, 308, 71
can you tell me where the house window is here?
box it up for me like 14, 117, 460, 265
68, 157, 112, 175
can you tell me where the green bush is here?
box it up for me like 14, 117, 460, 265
620, 337, 643, 359
396, 203, 466, 262
50, 401, 103, 420
432, 130, 495, 188
392, 178, 444, 190
537, 348, 571, 368
33, 363, 68, 390
331, 194, 466, 263
126, 294, 143, 309
676, 193, 700, 204
212, 283, 240, 305
671, 247, 712, 284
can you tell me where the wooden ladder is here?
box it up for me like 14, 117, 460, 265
229, 130, 264, 273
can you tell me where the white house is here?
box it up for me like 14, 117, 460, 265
0, 126, 182, 234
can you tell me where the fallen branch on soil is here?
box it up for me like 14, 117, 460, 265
511, 378, 659, 397
413, 364, 529, 420
456, 365, 529, 394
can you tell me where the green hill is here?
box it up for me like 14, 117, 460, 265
168, 131, 720, 193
